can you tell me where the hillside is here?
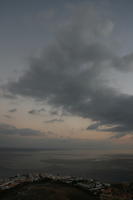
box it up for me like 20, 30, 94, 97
0, 182, 99, 200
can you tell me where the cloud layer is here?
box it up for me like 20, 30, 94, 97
0, 123, 42, 136
6, 4, 133, 137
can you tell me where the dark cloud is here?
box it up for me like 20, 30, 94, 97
39, 108, 46, 112
50, 110, 59, 115
1, 93, 17, 99
0, 123, 42, 136
8, 108, 17, 113
28, 108, 46, 115
44, 118, 64, 123
87, 122, 101, 130
3, 115, 12, 119
50, 109, 66, 117
5, 4, 133, 137
28, 109, 37, 114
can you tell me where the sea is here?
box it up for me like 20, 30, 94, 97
0, 148, 133, 183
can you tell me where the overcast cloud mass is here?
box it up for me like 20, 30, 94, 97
5, 3, 133, 138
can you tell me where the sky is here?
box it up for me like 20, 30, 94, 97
1, 0, 133, 149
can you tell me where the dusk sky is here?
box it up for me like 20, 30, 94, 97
1, 0, 133, 149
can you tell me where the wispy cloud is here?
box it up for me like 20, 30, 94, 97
28, 108, 46, 115
8, 108, 17, 113
44, 118, 64, 123
3, 115, 12, 119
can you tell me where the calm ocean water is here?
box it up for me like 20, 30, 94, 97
0, 148, 133, 183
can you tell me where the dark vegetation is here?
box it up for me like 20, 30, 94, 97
0, 182, 99, 200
